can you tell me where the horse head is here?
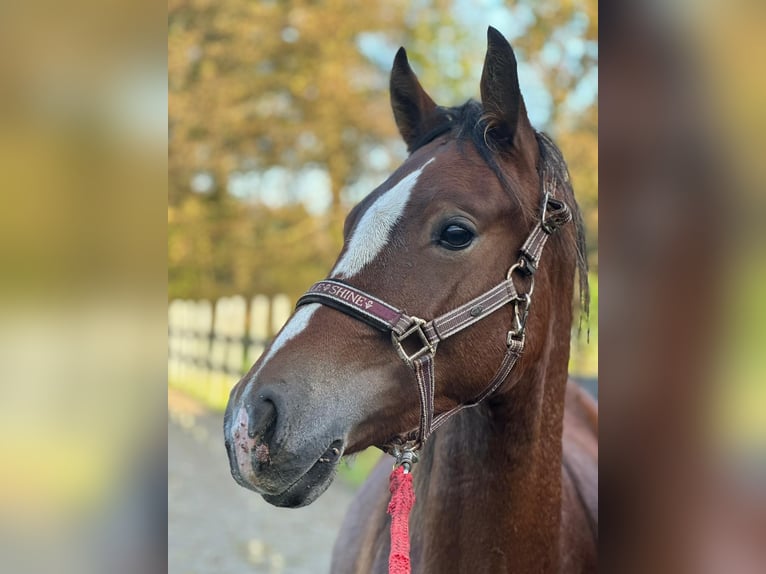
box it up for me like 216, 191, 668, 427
224, 27, 584, 508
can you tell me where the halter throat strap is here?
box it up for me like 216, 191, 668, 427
295, 195, 571, 460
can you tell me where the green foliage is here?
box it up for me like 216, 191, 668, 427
569, 272, 598, 377
169, 0, 408, 214
338, 448, 384, 487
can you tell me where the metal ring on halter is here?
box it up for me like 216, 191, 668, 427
540, 190, 550, 220
391, 317, 437, 367
506, 260, 535, 299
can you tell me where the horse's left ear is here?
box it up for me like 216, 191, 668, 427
480, 27, 535, 151
390, 47, 439, 152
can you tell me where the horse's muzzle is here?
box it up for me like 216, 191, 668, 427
224, 390, 345, 507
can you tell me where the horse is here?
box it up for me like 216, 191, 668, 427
224, 27, 597, 573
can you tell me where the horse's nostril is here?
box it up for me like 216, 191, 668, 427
246, 397, 278, 446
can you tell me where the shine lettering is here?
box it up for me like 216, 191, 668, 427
310, 283, 373, 310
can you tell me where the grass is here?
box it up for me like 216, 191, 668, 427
337, 448, 384, 487
169, 373, 231, 411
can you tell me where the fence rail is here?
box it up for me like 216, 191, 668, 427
168, 294, 291, 408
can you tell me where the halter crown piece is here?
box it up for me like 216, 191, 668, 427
295, 150, 571, 574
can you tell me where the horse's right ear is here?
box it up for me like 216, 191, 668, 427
480, 27, 535, 152
390, 48, 438, 152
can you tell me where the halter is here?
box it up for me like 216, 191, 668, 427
296, 162, 571, 469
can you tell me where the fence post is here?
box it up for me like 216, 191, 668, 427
209, 297, 247, 408
224, 295, 247, 403
168, 293, 292, 407
248, 295, 270, 367
178, 300, 194, 385
168, 300, 183, 383
271, 294, 291, 335
190, 300, 213, 390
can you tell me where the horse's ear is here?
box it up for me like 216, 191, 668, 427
480, 27, 535, 151
390, 47, 438, 152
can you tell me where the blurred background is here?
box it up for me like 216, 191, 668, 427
0, 0, 762, 573
168, 0, 598, 309
599, 1, 766, 572
0, 1, 166, 574
168, 1, 596, 572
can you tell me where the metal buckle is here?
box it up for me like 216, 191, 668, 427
540, 196, 556, 233
391, 317, 436, 367
507, 293, 531, 345
392, 447, 419, 474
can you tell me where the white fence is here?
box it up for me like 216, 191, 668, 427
168, 294, 291, 407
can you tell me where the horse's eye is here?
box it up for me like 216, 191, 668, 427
439, 224, 474, 250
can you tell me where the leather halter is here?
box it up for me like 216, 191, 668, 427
296, 171, 571, 468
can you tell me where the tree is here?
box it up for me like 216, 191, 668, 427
168, 0, 598, 299
169, 0, 409, 220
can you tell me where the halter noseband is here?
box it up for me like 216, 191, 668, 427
296, 172, 571, 469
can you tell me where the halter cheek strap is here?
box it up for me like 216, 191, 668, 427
296, 194, 571, 464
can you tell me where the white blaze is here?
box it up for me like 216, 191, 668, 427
249, 159, 433, 377
252, 303, 320, 376
332, 158, 434, 278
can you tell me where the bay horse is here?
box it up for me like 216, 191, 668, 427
225, 27, 597, 573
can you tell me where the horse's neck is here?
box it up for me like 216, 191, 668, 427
411, 337, 570, 572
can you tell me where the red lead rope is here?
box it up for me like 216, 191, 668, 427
387, 466, 416, 574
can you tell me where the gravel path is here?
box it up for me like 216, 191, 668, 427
168, 389, 357, 574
